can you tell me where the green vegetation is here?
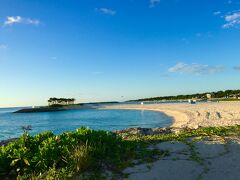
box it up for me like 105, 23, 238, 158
0, 125, 239, 179
131, 89, 240, 101
81, 101, 119, 105
48, 98, 75, 104
48, 104, 65, 108
0, 127, 167, 179
125, 126, 240, 143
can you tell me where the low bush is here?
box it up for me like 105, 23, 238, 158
0, 127, 147, 179
2, 125, 238, 179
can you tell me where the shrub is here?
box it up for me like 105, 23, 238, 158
0, 127, 139, 179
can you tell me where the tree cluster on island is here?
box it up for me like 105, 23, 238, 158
48, 97, 76, 106
48, 97, 75, 102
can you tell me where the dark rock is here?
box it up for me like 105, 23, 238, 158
14, 107, 66, 113
113, 127, 186, 136
152, 127, 173, 134
0, 138, 18, 146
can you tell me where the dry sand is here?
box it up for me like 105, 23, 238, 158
100, 102, 240, 129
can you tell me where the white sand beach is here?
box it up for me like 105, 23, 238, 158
101, 102, 240, 129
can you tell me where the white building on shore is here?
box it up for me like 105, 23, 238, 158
206, 93, 212, 99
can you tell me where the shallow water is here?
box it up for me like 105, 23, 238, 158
0, 107, 172, 141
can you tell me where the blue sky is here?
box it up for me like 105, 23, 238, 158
0, 0, 240, 107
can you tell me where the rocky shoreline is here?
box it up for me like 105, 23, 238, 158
0, 138, 18, 146
14, 107, 66, 113
14, 104, 98, 113
113, 127, 192, 136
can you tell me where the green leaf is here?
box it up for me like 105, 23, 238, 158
10, 159, 20, 166
23, 158, 30, 166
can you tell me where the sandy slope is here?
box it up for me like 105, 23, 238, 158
100, 102, 240, 129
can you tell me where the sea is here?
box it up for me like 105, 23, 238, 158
0, 103, 173, 141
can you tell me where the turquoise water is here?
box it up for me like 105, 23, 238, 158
0, 107, 172, 141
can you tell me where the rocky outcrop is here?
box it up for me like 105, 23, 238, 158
113, 127, 187, 136
0, 138, 18, 146
14, 105, 97, 113
14, 107, 66, 113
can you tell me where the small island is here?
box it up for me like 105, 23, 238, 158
14, 98, 119, 113
14, 98, 76, 113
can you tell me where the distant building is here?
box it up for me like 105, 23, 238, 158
229, 95, 237, 99
206, 94, 212, 99
48, 98, 75, 106
229, 94, 240, 99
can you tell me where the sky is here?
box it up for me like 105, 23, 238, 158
0, 0, 240, 107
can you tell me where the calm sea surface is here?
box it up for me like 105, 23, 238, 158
0, 107, 172, 141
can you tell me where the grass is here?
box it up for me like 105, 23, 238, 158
0, 125, 239, 179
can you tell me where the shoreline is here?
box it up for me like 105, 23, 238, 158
101, 107, 188, 128
99, 105, 190, 128
2, 101, 240, 143
100, 102, 240, 129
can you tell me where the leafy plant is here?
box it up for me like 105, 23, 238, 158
1, 125, 238, 179
0, 127, 144, 179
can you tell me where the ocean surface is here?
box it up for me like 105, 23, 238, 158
0, 106, 172, 141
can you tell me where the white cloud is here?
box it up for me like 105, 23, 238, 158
168, 63, 224, 75
4, 16, 40, 26
149, 0, 160, 8
96, 8, 116, 15
222, 11, 240, 28
0, 44, 7, 49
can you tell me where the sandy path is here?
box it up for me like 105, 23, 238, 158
123, 136, 240, 180
100, 102, 240, 128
